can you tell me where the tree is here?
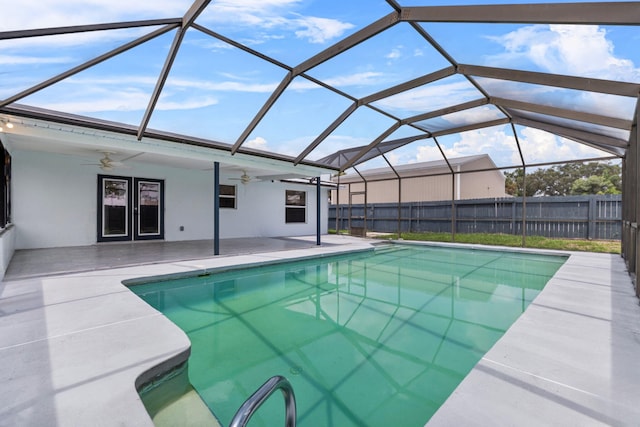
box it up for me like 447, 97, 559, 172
504, 162, 621, 196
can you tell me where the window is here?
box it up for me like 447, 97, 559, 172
219, 184, 237, 209
285, 190, 306, 223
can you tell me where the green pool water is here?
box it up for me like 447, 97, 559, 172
132, 245, 566, 426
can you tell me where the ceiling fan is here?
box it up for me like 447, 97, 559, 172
83, 151, 130, 171
230, 170, 260, 184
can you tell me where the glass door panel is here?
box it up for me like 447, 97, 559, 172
98, 176, 132, 242
134, 178, 164, 240
98, 175, 163, 242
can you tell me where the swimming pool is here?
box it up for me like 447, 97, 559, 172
132, 244, 566, 426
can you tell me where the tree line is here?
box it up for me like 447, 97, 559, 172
504, 162, 621, 197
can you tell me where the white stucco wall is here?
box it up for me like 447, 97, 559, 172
13, 150, 329, 249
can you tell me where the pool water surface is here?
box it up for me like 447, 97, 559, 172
132, 245, 566, 426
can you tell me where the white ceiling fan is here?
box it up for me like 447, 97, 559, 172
83, 151, 130, 171
230, 170, 260, 184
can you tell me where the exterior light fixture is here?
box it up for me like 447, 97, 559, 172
0, 119, 14, 132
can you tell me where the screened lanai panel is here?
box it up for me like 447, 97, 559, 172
514, 125, 618, 166
371, 74, 481, 119
243, 76, 354, 158
145, 28, 290, 144
346, 154, 394, 173
311, 124, 428, 166
434, 125, 523, 169
5, 2, 191, 30
420, 22, 640, 84
304, 22, 452, 99
414, 104, 506, 134
507, 109, 630, 142
11, 28, 177, 126
306, 106, 397, 164
195, 1, 394, 66
376, 135, 447, 169
474, 77, 638, 121
0, 27, 171, 103
350, 125, 433, 167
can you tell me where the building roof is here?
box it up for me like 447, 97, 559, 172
335, 154, 502, 182
0, 1, 636, 178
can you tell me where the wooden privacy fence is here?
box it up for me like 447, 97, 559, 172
329, 195, 621, 240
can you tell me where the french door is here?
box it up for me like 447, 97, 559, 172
97, 175, 164, 242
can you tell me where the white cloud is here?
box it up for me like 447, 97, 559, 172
518, 127, 606, 164
308, 135, 372, 162
157, 96, 218, 111
294, 16, 354, 44
65, 74, 278, 94
317, 72, 384, 88
35, 85, 217, 113
375, 80, 479, 114
407, 126, 609, 168
201, 0, 354, 44
0, 55, 74, 66
414, 127, 520, 166
38, 90, 152, 113
487, 24, 640, 82
245, 136, 269, 150
427, 106, 504, 128
386, 48, 401, 60
7, 0, 189, 29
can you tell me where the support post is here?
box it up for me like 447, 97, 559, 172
451, 173, 456, 242
316, 176, 321, 246
522, 166, 527, 247
214, 161, 220, 255
398, 177, 402, 238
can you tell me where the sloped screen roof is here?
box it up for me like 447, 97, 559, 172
0, 1, 638, 173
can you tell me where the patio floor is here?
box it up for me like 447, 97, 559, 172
1, 237, 639, 426
4, 236, 338, 280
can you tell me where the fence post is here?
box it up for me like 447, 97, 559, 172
588, 196, 597, 240
511, 199, 516, 235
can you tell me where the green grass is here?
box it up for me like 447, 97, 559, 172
358, 231, 621, 254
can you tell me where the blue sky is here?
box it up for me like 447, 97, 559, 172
1, 0, 638, 171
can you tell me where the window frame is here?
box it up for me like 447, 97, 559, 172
219, 184, 237, 209
285, 189, 307, 224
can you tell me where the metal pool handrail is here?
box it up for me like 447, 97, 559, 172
229, 375, 297, 427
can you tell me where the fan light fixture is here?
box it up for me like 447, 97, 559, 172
0, 120, 14, 132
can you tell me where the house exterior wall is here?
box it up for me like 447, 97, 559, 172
13, 150, 328, 249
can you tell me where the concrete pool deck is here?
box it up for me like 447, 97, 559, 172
0, 236, 639, 426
